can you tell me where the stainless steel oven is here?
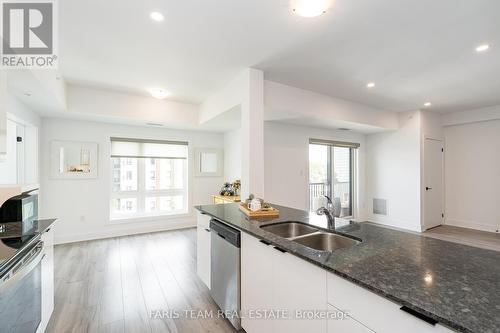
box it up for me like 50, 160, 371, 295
0, 239, 44, 333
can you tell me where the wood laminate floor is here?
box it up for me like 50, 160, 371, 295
424, 225, 500, 252
46, 228, 238, 333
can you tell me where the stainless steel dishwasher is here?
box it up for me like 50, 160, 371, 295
210, 219, 241, 330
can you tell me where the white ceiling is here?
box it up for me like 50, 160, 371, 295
60, 0, 500, 113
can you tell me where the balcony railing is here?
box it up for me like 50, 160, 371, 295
309, 182, 351, 214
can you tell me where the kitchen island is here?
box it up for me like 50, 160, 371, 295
196, 203, 500, 333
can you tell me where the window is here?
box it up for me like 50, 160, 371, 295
110, 138, 188, 219
308, 139, 358, 217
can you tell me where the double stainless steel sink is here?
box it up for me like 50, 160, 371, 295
261, 222, 360, 252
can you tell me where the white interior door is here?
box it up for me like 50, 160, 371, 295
16, 123, 25, 184
424, 138, 444, 230
0, 119, 18, 183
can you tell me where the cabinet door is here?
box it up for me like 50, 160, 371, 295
241, 233, 274, 333
327, 272, 456, 333
273, 248, 327, 333
196, 212, 211, 288
327, 304, 374, 333
39, 227, 55, 333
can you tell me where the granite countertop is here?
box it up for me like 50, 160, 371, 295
196, 203, 500, 333
34, 219, 58, 234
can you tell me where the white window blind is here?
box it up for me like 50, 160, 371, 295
109, 138, 189, 220
110, 138, 188, 159
309, 138, 360, 149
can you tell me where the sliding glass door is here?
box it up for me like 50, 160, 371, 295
308, 141, 356, 217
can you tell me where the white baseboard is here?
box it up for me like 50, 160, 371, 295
54, 220, 196, 245
445, 218, 499, 233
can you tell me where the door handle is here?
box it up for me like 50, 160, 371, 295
204, 228, 210, 233
273, 246, 287, 253
425, 187, 432, 191
400, 306, 437, 325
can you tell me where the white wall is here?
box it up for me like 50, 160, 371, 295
199, 72, 246, 124
263, 121, 366, 218
66, 85, 199, 127
264, 81, 399, 131
199, 68, 265, 199
441, 105, 500, 127
223, 129, 241, 183
365, 111, 422, 232
420, 110, 443, 140
443, 120, 500, 232
40, 118, 224, 244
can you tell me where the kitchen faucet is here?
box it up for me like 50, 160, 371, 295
316, 195, 335, 230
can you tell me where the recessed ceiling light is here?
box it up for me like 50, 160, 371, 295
292, 0, 332, 18
150, 88, 170, 99
424, 102, 432, 107
366, 82, 375, 88
150, 11, 164, 22
475, 44, 490, 53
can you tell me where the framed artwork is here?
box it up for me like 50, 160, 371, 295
50, 140, 98, 179
194, 148, 223, 177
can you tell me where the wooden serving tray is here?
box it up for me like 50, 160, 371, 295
239, 203, 279, 217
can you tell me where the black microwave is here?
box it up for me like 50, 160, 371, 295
0, 192, 38, 229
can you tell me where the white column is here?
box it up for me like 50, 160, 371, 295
241, 68, 265, 200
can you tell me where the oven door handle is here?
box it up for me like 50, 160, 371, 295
0, 242, 44, 292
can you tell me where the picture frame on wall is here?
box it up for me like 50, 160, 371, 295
50, 140, 98, 179
194, 148, 223, 177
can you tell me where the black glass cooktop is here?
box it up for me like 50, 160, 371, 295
0, 222, 38, 266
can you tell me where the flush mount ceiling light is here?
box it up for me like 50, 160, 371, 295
150, 88, 170, 99
366, 82, 375, 88
424, 102, 432, 107
475, 44, 490, 53
150, 11, 165, 22
292, 0, 332, 18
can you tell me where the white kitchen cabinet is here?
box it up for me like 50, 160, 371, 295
196, 211, 211, 288
327, 272, 456, 333
241, 232, 327, 333
273, 247, 327, 333
241, 232, 274, 333
327, 304, 374, 333
38, 225, 55, 333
